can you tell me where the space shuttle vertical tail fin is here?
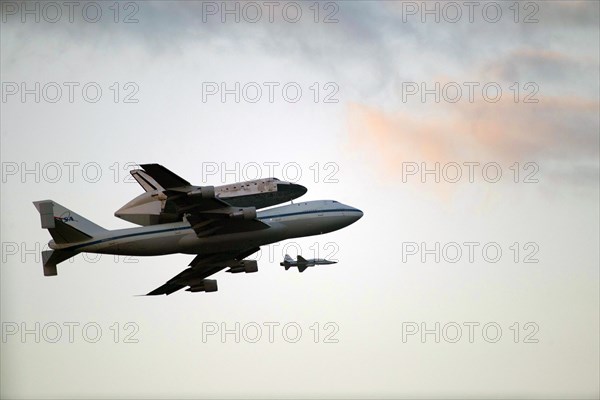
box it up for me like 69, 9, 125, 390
131, 169, 164, 192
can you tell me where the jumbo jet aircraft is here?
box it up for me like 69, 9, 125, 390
33, 164, 363, 295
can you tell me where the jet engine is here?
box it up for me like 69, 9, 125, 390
186, 279, 218, 293
226, 260, 258, 273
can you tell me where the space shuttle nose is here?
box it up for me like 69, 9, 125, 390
277, 183, 307, 199
293, 183, 308, 197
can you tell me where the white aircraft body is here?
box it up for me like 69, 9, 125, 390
115, 166, 307, 226
280, 254, 337, 272
33, 164, 363, 295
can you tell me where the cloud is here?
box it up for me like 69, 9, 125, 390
3, 1, 597, 187
347, 94, 599, 186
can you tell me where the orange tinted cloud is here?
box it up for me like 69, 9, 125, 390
347, 95, 599, 184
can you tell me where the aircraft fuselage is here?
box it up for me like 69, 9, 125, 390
49, 200, 363, 257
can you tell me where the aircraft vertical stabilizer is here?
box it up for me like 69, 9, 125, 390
33, 200, 106, 244
33, 200, 107, 276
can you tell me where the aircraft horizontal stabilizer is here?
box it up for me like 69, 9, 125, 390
41, 249, 77, 276
33, 200, 107, 277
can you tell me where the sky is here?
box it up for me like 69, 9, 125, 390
1, 1, 599, 398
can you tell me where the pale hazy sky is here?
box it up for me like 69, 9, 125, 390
1, 1, 599, 398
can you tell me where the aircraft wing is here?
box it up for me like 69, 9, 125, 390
139, 164, 270, 237
146, 247, 260, 295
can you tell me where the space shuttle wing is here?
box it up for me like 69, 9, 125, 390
184, 213, 268, 237
146, 247, 260, 295
164, 190, 269, 237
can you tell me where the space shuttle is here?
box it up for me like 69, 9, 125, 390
115, 166, 307, 226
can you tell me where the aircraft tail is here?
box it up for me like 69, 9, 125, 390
284, 254, 294, 263
33, 200, 107, 276
131, 169, 164, 192
40, 249, 77, 276
33, 200, 107, 244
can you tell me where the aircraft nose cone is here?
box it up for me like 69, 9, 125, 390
294, 184, 308, 197
278, 183, 307, 199
296, 185, 308, 197
353, 208, 364, 221
346, 207, 363, 223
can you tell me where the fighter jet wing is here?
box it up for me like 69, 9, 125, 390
139, 164, 270, 237
146, 247, 260, 295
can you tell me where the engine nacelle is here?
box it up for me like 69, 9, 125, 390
227, 260, 258, 274
229, 207, 257, 220
187, 279, 218, 293
242, 260, 259, 273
